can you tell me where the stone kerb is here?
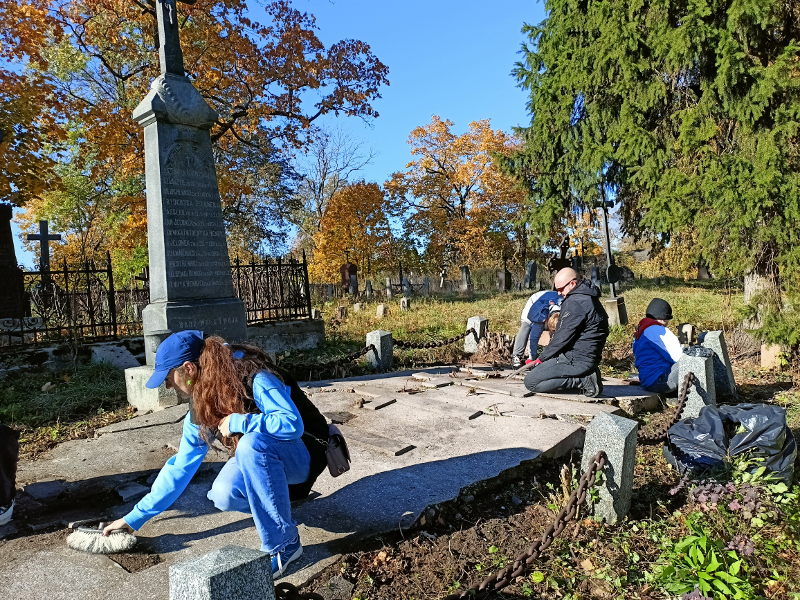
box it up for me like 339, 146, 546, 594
169, 545, 275, 600
465, 316, 488, 353
698, 331, 737, 397
678, 349, 717, 419
581, 412, 638, 524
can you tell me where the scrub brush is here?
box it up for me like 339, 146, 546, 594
67, 522, 137, 554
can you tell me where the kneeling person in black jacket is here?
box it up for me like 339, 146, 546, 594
524, 268, 609, 397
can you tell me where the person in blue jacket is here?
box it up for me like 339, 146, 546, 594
511, 290, 562, 367
633, 298, 684, 395
102, 330, 329, 577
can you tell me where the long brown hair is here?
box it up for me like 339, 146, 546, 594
189, 336, 284, 452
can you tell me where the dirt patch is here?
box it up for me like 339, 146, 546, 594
108, 550, 164, 573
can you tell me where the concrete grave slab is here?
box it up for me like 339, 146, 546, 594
96, 404, 189, 435
394, 394, 483, 420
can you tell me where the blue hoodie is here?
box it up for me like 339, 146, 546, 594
123, 371, 302, 531
523, 291, 562, 357
632, 320, 684, 388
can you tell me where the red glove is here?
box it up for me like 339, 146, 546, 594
525, 359, 533, 365
532, 358, 542, 366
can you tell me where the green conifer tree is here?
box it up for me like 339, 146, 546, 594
506, 0, 800, 329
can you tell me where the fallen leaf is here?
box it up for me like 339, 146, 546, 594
580, 558, 595, 572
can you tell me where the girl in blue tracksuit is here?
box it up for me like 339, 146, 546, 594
102, 330, 328, 577
632, 298, 684, 394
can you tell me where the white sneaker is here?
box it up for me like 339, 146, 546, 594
0, 499, 14, 526
512, 356, 522, 368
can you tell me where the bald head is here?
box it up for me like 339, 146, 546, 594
554, 267, 578, 296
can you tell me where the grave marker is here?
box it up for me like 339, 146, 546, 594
0, 204, 29, 320
523, 260, 537, 290
464, 316, 488, 353
423, 277, 430, 295
169, 545, 274, 600
678, 349, 716, 419
400, 297, 410, 312
698, 331, 736, 397
366, 330, 392, 370
376, 304, 387, 317
385, 277, 393, 299
581, 412, 637, 524
365, 279, 373, 300
460, 266, 472, 292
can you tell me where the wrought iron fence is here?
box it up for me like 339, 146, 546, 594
231, 253, 312, 324
0, 251, 312, 349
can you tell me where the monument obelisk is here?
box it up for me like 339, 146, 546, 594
126, 0, 247, 410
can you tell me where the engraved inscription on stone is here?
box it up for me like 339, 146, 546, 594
160, 138, 233, 298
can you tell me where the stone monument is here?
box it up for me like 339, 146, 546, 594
460, 266, 472, 292
365, 279, 373, 300
523, 260, 537, 290
0, 204, 29, 321
27, 219, 61, 286
169, 545, 275, 600
127, 0, 247, 410
698, 331, 737, 397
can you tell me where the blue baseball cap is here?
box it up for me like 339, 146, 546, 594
145, 330, 205, 389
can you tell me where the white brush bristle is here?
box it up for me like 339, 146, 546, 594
67, 529, 137, 554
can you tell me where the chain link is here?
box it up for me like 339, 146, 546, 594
275, 582, 324, 600
394, 328, 477, 350
637, 372, 695, 445
443, 450, 607, 600
283, 344, 376, 372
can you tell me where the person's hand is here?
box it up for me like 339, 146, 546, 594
525, 359, 534, 365
532, 358, 542, 366
102, 518, 132, 536
218, 414, 233, 437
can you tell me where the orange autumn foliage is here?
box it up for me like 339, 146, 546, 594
7, 0, 388, 267
308, 182, 394, 282
385, 117, 528, 270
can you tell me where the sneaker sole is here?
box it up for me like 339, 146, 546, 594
0, 501, 13, 526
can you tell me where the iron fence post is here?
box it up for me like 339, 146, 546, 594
302, 250, 312, 319
277, 255, 285, 320
85, 261, 97, 337
63, 257, 71, 339
106, 251, 118, 338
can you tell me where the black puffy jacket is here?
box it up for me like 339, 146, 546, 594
538, 279, 609, 365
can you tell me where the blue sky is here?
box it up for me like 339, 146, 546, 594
12, 0, 545, 267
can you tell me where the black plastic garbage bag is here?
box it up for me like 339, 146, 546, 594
664, 403, 796, 484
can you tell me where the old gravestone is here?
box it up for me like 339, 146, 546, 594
0, 204, 29, 322
422, 277, 430, 295
385, 277, 393, 299
523, 260, 537, 290
365, 279, 373, 300
497, 269, 512, 292
678, 348, 717, 418
698, 331, 736, 397
127, 0, 246, 410
349, 272, 359, 296
460, 266, 472, 292
27, 219, 61, 287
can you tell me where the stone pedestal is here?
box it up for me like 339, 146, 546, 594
699, 331, 736, 397
761, 343, 788, 371
678, 350, 716, 419
366, 330, 393, 371
169, 545, 274, 600
581, 412, 637, 524
604, 297, 628, 326
464, 316, 488, 353
125, 365, 181, 412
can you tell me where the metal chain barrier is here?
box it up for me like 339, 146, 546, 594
275, 582, 324, 600
444, 450, 607, 600
394, 327, 476, 350
637, 372, 695, 445
283, 344, 376, 372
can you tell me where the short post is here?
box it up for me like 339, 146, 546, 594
678, 349, 717, 419
376, 304, 387, 317
400, 297, 410, 312
352, 303, 362, 313
698, 331, 736, 397
366, 330, 393, 371
464, 316, 488, 353
581, 412, 638, 524
169, 545, 275, 600
335, 306, 348, 320
604, 297, 628, 326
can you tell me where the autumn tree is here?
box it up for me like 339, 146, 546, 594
308, 182, 395, 282
8, 0, 388, 274
385, 117, 529, 271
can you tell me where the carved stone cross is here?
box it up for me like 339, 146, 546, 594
27, 220, 61, 273
156, 0, 186, 76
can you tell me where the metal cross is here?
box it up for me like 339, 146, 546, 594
156, 0, 185, 76
27, 220, 61, 273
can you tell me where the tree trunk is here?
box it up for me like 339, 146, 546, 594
743, 247, 781, 329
